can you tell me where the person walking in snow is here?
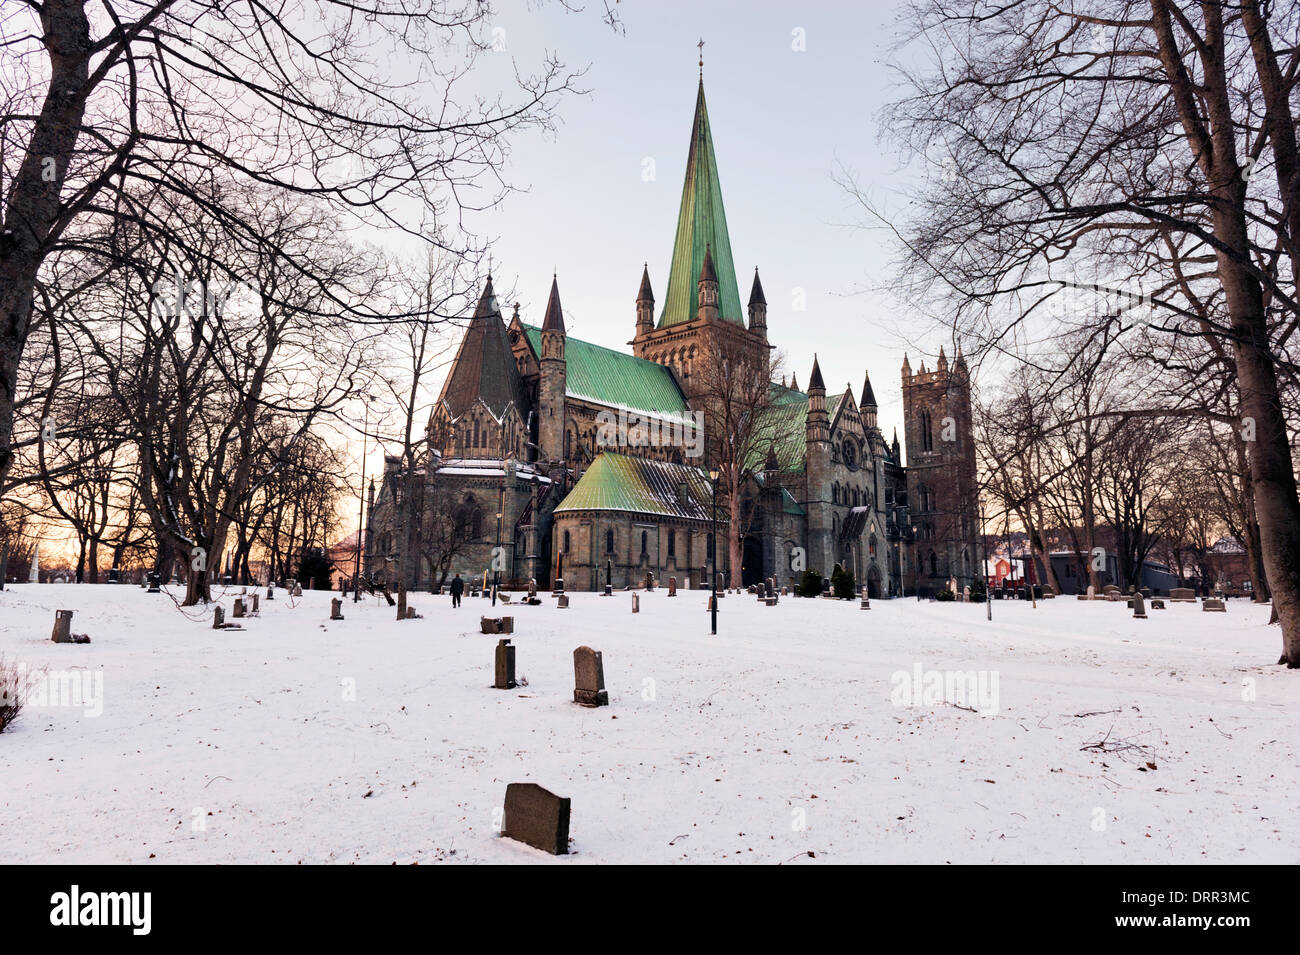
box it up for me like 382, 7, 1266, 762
450, 573, 464, 608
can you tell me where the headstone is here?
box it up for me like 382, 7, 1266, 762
51, 609, 74, 644
1202, 598, 1227, 613
330, 598, 344, 620
494, 639, 516, 690
821, 577, 831, 596
668, 577, 677, 597
397, 582, 407, 620
1103, 584, 1120, 596
1170, 588, 1196, 603
631, 593, 639, 613
557, 594, 569, 609
860, 587, 870, 610
252, 594, 259, 614
644, 572, 654, 592
1151, 599, 1165, 610
501, 783, 570, 855
962, 585, 970, 603
233, 598, 245, 618
212, 606, 225, 629
267, 586, 275, 601
573, 646, 608, 707
147, 572, 161, 594
1086, 584, 1096, 600
406, 607, 418, 619
1132, 591, 1147, 619
781, 586, 788, 596
528, 578, 537, 599
1106, 592, 1121, 602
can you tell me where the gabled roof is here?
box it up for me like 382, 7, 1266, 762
437, 277, 529, 420
658, 80, 743, 328
522, 325, 690, 421
555, 452, 720, 521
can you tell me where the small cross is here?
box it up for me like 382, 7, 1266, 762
697, 38, 705, 75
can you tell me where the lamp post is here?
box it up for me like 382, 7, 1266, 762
709, 465, 719, 635
352, 393, 375, 603
979, 499, 991, 621
912, 525, 920, 602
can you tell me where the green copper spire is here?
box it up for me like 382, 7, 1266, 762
658, 80, 743, 328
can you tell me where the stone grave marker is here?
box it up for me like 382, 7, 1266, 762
213, 606, 225, 629
397, 582, 407, 620
233, 598, 245, 618
147, 573, 161, 594
668, 577, 677, 597
1170, 588, 1196, 603
631, 593, 639, 613
1150, 599, 1165, 610
557, 594, 569, 609
1202, 598, 1227, 613
501, 782, 569, 855
267, 586, 275, 601
251, 594, 260, 614
51, 609, 74, 644
330, 598, 345, 620
573, 646, 608, 707
494, 639, 516, 690
860, 587, 870, 610
1132, 591, 1147, 619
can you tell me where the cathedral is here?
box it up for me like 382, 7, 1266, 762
366, 78, 979, 597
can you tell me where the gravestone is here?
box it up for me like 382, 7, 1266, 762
251, 594, 259, 614
644, 572, 654, 592
860, 587, 870, 611
1106, 592, 1121, 602
668, 577, 677, 597
1103, 584, 1120, 596
1170, 588, 1196, 603
1087, 584, 1096, 600
1150, 598, 1165, 610
821, 577, 831, 596
962, 585, 970, 603
631, 593, 639, 613
557, 594, 569, 609
765, 596, 778, 607
51, 609, 74, 644
573, 646, 608, 707
147, 573, 161, 594
233, 598, 245, 618
1132, 591, 1147, 619
494, 639, 516, 690
267, 586, 275, 601
397, 582, 407, 621
528, 578, 537, 600
781, 586, 788, 596
330, 598, 344, 620
1202, 599, 1227, 613
212, 606, 225, 629
406, 607, 419, 619
501, 783, 569, 855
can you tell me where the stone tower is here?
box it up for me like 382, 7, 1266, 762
538, 276, 567, 462
804, 354, 832, 577
902, 345, 978, 592
748, 269, 767, 340
635, 265, 655, 339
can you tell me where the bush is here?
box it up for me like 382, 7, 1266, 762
798, 569, 822, 597
297, 547, 335, 591
970, 577, 988, 603
0, 656, 28, 734
831, 564, 856, 600
934, 589, 956, 602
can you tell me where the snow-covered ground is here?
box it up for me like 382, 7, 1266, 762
0, 583, 1294, 864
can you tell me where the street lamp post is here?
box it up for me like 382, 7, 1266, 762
352, 395, 374, 604
709, 465, 719, 635
979, 499, 991, 621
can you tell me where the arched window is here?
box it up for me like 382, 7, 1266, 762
640, 530, 648, 555
472, 509, 484, 539
869, 534, 878, 557
606, 529, 615, 554
843, 440, 856, 469
929, 550, 938, 575
563, 530, 571, 553
668, 530, 676, 557
832, 484, 839, 505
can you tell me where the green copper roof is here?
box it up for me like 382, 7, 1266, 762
747, 390, 844, 472
523, 326, 690, 421
658, 81, 744, 328
554, 452, 720, 520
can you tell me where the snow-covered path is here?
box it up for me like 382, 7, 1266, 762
0, 584, 1294, 864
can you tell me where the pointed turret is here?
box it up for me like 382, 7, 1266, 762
659, 80, 743, 328
808, 354, 825, 394
538, 276, 568, 461
790, 371, 799, 392
747, 267, 768, 339
542, 275, 565, 335
891, 427, 901, 462
634, 264, 655, 339
937, 346, 948, 373
696, 243, 720, 322
902, 352, 911, 378
860, 371, 878, 429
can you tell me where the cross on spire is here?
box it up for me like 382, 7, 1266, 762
697, 38, 705, 76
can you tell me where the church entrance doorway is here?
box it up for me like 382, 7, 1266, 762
741, 536, 763, 588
